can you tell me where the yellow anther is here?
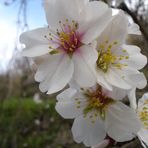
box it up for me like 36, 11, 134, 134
49, 49, 59, 55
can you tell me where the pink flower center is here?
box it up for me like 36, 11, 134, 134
46, 19, 82, 56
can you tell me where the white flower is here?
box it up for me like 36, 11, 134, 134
130, 91, 148, 147
55, 85, 141, 147
128, 23, 141, 35
20, 0, 112, 94
91, 139, 110, 148
93, 11, 147, 91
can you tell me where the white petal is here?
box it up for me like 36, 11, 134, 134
127, 54, 147, 70
125, 72, 147, 89
80, 1, 109, 22
128, 88, 137, 110
44, 0, 88, 30
20, 28, 59, 57
39, 54, 74, 94
97, 11, 128, 46
32, 54, 50, 65
128, 23, 141, 35
72, 115, 106, 147
122, 66, 139, 75
122, 45, 147, 70
91, 139, 110, 148
22, 44, 51, 57
123, 45, 147, 70
55, 88, 85, 119
56, 101, 82, 119
105, 102, 141, 142
138, 93, 148, 107
122, 44, 141, 54
96, 71, 112, 91
20, 28, 49, 45
115, 67, 147, 89
56, 88, 77, 101
73, 45, 97, 87
68, 79, 81, 90
103, 87, 128, 101
35, 55, 53, 82
105, 68, 132, 90
79, 1, 110, 35
81, 8, 112, 44
138, 128, 148, 146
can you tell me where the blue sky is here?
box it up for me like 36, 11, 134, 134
0, 0, 47, 71
0, 0, 47, 28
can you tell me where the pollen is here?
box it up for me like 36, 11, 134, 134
82, 85, 114, 122
57, 19, 81, 53
96, 40, 129, 73
45, 19, 82, 57
139, 106, 148, 130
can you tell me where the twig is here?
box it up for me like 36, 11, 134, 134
117, 2, 148, 42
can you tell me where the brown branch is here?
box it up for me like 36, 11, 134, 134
118, 2, 148, 42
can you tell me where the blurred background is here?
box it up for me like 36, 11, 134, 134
0, 0, 147, 147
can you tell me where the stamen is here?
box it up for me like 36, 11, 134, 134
96, 40, 129, 72
139, 106, 148, 129
82, 86, 114, 122
45, 19, 81, 56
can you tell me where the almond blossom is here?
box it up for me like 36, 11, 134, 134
20, 0, 112, 94
130, 91, 148, 147
56, 85, 141, 147
93, 11, 147, 91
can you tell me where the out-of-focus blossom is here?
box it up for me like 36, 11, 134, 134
130, 91, 148, 147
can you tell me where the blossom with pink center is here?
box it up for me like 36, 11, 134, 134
20, 0, 112, 94
46, 19, 82, 56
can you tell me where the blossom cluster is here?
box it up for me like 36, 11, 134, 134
20, 0, 148, 147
